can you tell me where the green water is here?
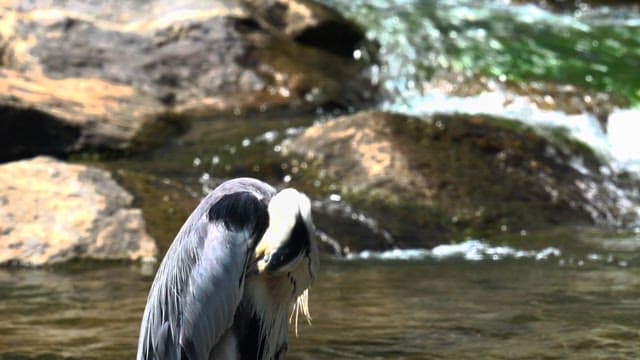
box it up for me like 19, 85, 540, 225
1, 250, 639, 359
321, 0, 640, 106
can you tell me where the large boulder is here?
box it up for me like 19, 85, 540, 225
0, 156, 157, 266
284, 111, 639, 250
0, 0, 376, 161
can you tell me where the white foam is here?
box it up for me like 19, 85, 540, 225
607, 109, 640, 173
387, 89, 640, 175
347, 239, 561, 261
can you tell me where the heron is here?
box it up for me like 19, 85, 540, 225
137, 177, 319, 359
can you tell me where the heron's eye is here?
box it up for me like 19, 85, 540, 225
263, 253, 271, 262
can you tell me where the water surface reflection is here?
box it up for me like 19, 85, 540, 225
1, 257, 638, 359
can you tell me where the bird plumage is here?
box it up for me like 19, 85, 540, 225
137, 178, 318, 360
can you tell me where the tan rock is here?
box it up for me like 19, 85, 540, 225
0, 0, 376, 161
284, 111, 639, 247
0, 156, 157, 266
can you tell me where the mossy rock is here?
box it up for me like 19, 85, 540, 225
284, 111, 639, 251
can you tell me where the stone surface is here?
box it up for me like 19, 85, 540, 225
284, 111, 640, 250
513, 0, 640, 12
0, 156, 157, 266
0, 0, 376, 161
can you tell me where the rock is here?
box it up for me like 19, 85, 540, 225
0, 0, 377, 161
284, 111, 639, 250
0, 156, 157, 266
512, 1, 640, 12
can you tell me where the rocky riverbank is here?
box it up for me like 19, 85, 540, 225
0, 0, 377, 265
0, 0, 376, 161
283, 111, 640, 251
1, 0, 639, 265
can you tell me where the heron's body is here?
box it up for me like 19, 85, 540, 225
137, 178, 318, 360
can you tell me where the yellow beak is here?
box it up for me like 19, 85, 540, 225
254, 240, 272, 273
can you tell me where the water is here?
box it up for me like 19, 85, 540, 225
321, 0, 640, 173
1, 237, 639, 359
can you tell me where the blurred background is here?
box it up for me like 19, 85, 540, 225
1, 0, 639, 358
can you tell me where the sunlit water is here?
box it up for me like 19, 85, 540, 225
1, 236, 639, 359
321, 0, 640, 173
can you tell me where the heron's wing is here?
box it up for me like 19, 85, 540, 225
137, 179, 275, 360
178, 191, 269, 360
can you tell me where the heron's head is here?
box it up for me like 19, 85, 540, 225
254, 188, 318, 282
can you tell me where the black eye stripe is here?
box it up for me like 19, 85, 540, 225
264, 214, 310, 271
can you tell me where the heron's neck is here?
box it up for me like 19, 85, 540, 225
236, 275, 293, 359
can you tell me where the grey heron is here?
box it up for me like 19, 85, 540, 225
137, 178, 319, 359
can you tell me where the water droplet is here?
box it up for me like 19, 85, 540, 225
329, 194, 342, 202
192, 157, 201, 167
500, 224, 508, 232
273, 145, 282, 153
241, 138, 251, 147
211, 156, 220, 165
283, 174, 292, 183
353, 49, 362, 60
278, 87, 291, 98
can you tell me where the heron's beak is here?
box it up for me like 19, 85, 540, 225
254, 240, 272, 274
255, 234, 306, 274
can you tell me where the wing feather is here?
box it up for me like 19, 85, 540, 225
179, 222, 249, 359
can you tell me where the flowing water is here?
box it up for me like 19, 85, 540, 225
1, 236, 640, 359
321, 0, 640, 172
3, 0, 640, 358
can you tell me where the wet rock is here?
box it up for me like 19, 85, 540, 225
0, 156, 157, 266
284, 111, 639, 250
417, 72, 627, 131
0, 0, 376, 161
513, 1, 640, 12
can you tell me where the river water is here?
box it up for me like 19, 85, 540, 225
1, 236, 639, 359
2, 0, 640, 359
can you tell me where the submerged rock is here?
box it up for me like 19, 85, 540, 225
0, 0, 376, 161
0, 156, 157, 266
284, 111, 639, 250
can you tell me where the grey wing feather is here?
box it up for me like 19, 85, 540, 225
137, 178, 275, 360
178, 222, 250, 359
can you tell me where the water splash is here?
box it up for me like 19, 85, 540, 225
320, 0, 640, 174
348, 239, 561, 262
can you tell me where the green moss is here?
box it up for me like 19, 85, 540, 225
129, 113, 190, 153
